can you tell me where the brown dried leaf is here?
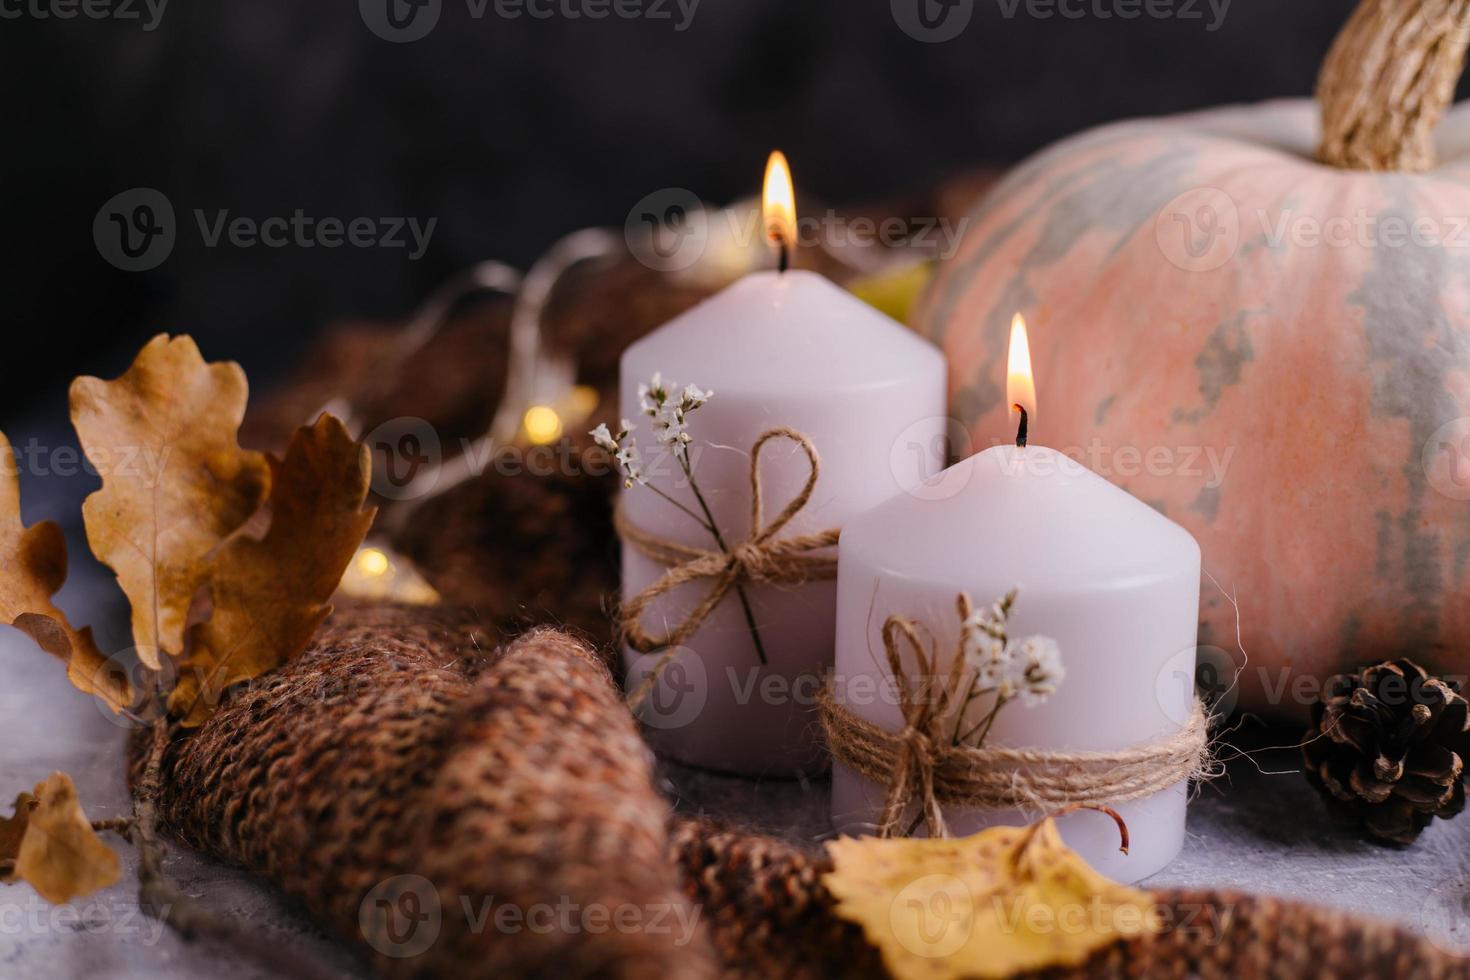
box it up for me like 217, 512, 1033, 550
0, 433, 132, 713
70, 334, 270, 669
2, 774, 120, 904
0, 793, 38, 880
169, 415, 375, 726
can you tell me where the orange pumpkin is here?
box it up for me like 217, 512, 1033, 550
917, 0, 1470, 720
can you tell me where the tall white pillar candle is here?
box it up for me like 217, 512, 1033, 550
620, 268, 947, 775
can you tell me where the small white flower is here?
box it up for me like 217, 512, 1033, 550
639, 372, 671, 418
680, 383, 712, 412
961, 618, 1007, 685
591, 419, 645, 487
590, 423, 616, 453
653, 413, 687, 448
1012, 635, 1064, 706
615, 437, 644, 488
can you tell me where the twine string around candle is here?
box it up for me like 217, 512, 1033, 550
818, 603, 1213, 839
619, 427, 840, 710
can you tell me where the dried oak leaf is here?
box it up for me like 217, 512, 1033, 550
169, 415, 375, 727
1, 773, 120, 904
823, 815, 1158, 980
0, 792, 37, 880
0, 433, 132, 713
71, 334, 270, 670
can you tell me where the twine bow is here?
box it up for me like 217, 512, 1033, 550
617, 428, 840, 706
871, 601, 973, 839
819, 599, 1213, 840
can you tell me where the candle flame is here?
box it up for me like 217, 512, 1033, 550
1007, 313, 1037, 422
762, 150, 797, 259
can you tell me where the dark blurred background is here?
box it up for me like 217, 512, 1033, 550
0, 0, 1400, 422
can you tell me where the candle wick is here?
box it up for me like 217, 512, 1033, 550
1013, 404, 1029, 449
775, 234, 790, 274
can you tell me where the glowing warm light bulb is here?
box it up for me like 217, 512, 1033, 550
523, 404, 564, 444
356, 547, 390, 579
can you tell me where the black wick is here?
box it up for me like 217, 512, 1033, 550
1013, 404, 1029, 449
774, 232, 790, 274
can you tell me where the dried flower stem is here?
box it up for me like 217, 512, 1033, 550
127, 691, 337, 980
678, 454, 768, 666
89, 817, 135, 838
643, 482, 713, 532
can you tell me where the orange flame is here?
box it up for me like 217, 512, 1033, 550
762, 150, 797, 256
1007, 313, 1037, 422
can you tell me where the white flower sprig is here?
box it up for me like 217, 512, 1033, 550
638, 373, 713, 464
593, 373, 767, 664
590, 419, 643, 488
950, 589, 1065, 748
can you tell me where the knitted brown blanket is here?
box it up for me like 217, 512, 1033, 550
132, 602, 1469, 979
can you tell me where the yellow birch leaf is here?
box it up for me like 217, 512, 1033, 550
3, 773, 120, 904
70, 334, 270, 669
824, 814, 1160, 980
0, 433, 132, 713
169, 415, 375, 726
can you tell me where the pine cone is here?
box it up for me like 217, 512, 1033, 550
1303, 659, 1470, 844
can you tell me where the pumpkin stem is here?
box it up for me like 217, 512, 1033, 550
1318, 0, 1470, 171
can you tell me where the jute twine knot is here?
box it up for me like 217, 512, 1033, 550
819, 604, 1213, 839
617, 427, 840, 708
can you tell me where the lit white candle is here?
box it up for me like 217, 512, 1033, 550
830, 316, 1201, 882
619, 153, 948, 776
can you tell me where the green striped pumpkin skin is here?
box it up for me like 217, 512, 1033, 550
917, 99, 1470, 721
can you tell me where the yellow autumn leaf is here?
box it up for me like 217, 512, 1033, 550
824, 812, 1159, 980
169, 415, 375, 727
0, 433, 132, 713
848, 261, 935, 326
71, 334, 271, 670
0, 774, 120, 904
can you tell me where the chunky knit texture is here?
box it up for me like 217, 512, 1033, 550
134, 602, 1470, 979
